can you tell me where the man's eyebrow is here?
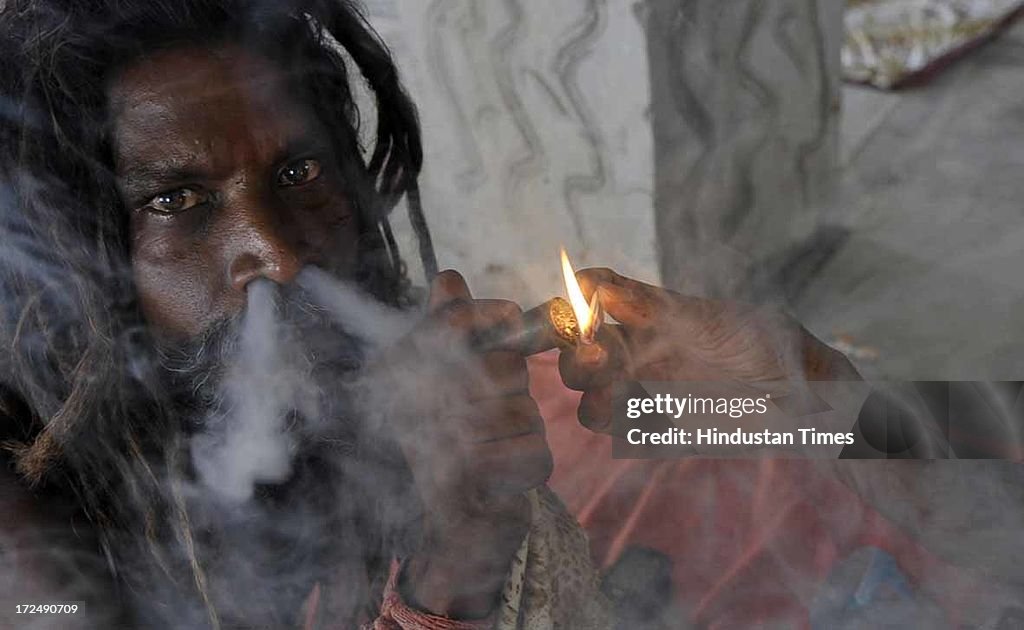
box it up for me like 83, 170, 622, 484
118, 162, 211, 192
273, 136, 334, 164
118, 135, 336, 192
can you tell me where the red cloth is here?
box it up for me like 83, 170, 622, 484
527, 351, 970, 628
359, 561, 494, 630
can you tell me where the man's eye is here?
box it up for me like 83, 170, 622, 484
146, 188, 208, 214
277, 158, 322, 187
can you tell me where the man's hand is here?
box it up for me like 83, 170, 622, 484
560, 268, 860, 432
374, 270, 552, 619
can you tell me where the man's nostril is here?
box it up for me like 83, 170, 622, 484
227, 213, 306, 290
229, 251, 264, 290
229, 248, 300, 290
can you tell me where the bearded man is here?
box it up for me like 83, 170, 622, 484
0, 1, 610, 627
10, 0, 988, 628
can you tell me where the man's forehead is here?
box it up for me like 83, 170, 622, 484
109, 46, 319, 171
109, 45, 295, 110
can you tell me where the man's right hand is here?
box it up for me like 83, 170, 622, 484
368, 269, 551, 619
558, 268, 860, 432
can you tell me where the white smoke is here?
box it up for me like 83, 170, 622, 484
190, 280, 305, 502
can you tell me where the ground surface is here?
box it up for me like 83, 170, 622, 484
796, 19, 1024, 380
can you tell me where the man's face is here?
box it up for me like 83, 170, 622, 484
109, 46, 360, 342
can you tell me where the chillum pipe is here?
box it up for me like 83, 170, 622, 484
475, 298, 665, 441
473, 297, 582, 355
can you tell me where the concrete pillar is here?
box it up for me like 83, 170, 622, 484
646, 0, 842, 299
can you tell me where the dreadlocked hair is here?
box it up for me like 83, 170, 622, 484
0, 1, 434, 626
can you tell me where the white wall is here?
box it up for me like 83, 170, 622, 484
365, 0, 659, 305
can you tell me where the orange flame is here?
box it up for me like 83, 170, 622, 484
560, 247, 601, 343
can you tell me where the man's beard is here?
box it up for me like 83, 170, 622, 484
155, 279, 368, 498
139, 280, 399, 626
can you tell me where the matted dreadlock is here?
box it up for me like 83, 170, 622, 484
0, 0, 437, 626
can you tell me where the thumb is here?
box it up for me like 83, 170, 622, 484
576, 267, 659, 329
596, 282, 657, 329
578, 267, 713, 335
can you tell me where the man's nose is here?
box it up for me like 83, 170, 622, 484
227, 202, 304, 291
